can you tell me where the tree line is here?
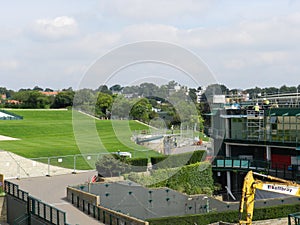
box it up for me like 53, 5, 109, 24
1, 82, 299, 129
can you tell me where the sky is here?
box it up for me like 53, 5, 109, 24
1, 0, 300, 91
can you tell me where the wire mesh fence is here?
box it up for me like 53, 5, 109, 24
0, 151, 158, 178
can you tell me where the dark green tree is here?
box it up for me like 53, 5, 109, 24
52, 91, 75, 108
130, 98, 152, 122
95, 154, 130, 177
96, 92, 113, 118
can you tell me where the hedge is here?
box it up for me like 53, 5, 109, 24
126, 157, 148, 172
150, 150, 206, 169
126, 161, 214, 195
147, 203, 300, 225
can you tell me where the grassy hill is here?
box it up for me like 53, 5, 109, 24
0, 109, 159, 169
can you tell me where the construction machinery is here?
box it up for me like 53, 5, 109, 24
239, 170, 300, 225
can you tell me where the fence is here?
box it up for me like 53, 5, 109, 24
4, 180, 28, 202
29, 196, 67, 225
2, 151, 154, 179
67, 186, 149, 225
4, 180, 68, 225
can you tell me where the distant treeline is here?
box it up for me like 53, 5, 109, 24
0, 82, 299, 128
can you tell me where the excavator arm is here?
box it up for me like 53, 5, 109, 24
239, 171, 256, 225
239, 171, 300, 225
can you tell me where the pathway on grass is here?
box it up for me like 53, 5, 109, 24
0, 150, 77, 179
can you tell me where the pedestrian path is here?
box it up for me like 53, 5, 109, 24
0, 150, 76, 179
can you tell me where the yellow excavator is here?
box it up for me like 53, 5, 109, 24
239, 170, 300, 225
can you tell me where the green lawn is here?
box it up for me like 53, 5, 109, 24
0, 110, 160, 169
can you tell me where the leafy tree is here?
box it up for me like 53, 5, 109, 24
138, 82, 159, 97
111, 95, 131, 119
130, 98, 152, 122
156, 84, 169, 100
279, 85, 297, 93
33, 86, 43, 91
13, 90, 51, 108
52, 90, 74, 108
95, 154, 130, 177
44, 88, 54, 92
73, 88, 97, 113
188, 88, 197, 103
97, 85, 112, 95
110, 84, 123, 92
167, 80, 178, 89
96, 92, 113, 118
62, 87, 73, 91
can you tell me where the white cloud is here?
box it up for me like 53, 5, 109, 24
76, 32, 121, 55
122, 24, 179, 41
99, 0, 214, 21
64, 64, 87, 75
30, 16, 78, 40
0, 60, 19, 70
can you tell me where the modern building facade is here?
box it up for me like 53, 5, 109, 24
210, 92, 300, 198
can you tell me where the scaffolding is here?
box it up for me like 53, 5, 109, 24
247, 110, 265, 140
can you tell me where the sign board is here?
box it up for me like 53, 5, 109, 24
262, 184, 300, 196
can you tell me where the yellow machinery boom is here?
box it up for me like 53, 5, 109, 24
239, 170, 300, 225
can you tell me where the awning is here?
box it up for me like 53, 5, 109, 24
266, 108, 300, 116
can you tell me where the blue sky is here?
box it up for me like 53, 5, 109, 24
1, 0, 300, 90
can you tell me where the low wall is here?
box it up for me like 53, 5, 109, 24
67, 185, 149, 225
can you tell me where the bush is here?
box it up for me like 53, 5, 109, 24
96, 155, 149, 176
126, 157, 148, 172
150, 150, 206, 169
126, 162, 214, 195
95, 155, 130, 177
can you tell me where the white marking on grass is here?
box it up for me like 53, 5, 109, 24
0, 135, 20, 141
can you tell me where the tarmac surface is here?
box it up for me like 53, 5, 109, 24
10, 171, 104, 225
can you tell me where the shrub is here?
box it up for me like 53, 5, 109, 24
127, 162, 214, 195
126, 157, 148, 172
96, 155, 149, 176
95, 155, 130, 177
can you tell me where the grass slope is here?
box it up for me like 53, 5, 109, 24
0, 110, 159, 168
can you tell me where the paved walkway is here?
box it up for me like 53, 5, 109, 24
10, 171, 104, 225
0, 150, 76, 179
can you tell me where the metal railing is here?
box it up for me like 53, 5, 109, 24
5, 180, 68, 225
1, 151, 153, 179
29, 196, 67, 225
4, 180, 28, 202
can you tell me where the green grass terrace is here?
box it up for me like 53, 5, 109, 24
0, 109, 160, 169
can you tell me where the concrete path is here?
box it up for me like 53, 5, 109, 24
0, 150, 76, 179
10, 171, 104, 225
